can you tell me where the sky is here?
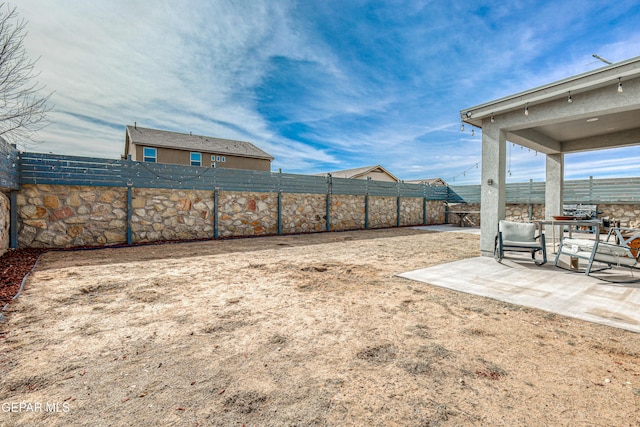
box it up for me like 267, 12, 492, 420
12, 0, 640, 185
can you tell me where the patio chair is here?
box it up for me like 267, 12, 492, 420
495, 220, 547, 265
554, 235, 640, 283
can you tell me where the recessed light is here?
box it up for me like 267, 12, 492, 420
586, 118, 599, 122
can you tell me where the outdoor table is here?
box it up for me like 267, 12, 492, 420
534, 219, 602, 256
449, 211, 480, 227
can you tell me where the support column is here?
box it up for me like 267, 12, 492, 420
545, 153, 564, 219
480, 124, 507, 257
545, 153, 564, 240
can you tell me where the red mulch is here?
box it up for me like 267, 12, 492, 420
0, 248, 47, 310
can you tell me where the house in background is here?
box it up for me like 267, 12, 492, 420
124, 125, 274, 171
319, 165, 399, 182
404, 178, 447, 186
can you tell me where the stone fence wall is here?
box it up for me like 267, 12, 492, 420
10, 183, 640, 250
448, 203, 640, 227
15, 184, 447, 248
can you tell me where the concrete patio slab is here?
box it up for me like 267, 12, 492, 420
398, 255, 640, 333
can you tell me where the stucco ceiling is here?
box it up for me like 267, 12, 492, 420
532, 109, 640, 142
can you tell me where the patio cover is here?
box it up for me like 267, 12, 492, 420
460, 56, 640, 256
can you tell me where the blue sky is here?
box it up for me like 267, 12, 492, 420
15, 0, 640, 184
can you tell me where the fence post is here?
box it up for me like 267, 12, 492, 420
423, 198, 427, 226
365, 177, 370, 229
277, 190, 283, 235
529, 178, 533, 220
213, 188, 219, 239
9, 190, 18, 249
396, 181, 401, 227
365, 193, 369, 229
423, 183, 429, 225
326, 174, 332, 231
126, 185, 133, 245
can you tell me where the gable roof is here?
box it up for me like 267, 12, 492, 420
405, 178, 447, 186
126, 125, 274, 160
319, 165, 399, 181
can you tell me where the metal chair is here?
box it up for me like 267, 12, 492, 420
555, 227, 640, 282
495, 220, 547, 265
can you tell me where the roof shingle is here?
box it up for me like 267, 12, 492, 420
126, 125, 273, 160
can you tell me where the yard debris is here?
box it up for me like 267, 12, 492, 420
0, 248, 47, 308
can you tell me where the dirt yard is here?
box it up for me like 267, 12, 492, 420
1, 228, 639, 426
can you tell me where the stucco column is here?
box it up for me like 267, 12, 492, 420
480, 124, 507, 257
545, 153, 564, 219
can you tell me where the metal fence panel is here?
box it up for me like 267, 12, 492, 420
20, 153, 125, 187
15, 152, 640, 204
0, 141, 21, 190
279, 173, 328, 194
448, 185, 481, 203
448, 178, 640, 204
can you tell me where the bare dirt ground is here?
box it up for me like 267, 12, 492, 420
1, 227, 639, 426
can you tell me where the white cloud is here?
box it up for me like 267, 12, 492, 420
9, 0, 640, 184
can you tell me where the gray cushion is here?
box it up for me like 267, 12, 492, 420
562, 238, 595, 252
503, 240, 541, 248
563, 238, 632, 258
499, 220, 536, 243
573, 250, 638, 267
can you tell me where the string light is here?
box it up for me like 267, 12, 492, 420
447, 162, 479, 182
568, 91, 573, 103
506, 143, 538, 177
461, 122, 465, 132
490, 114, 495, 123
524, 104, 529, 116
618, 78, 623, 93
471, 129, 475, 136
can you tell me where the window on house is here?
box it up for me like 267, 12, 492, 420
143, 147, 157, 163
190, 152, 202, 166
211, 155, 225, 166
